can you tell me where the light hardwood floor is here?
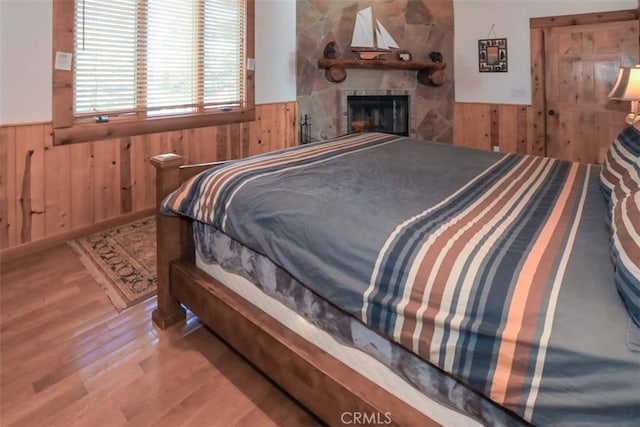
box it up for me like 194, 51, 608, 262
0, 244, 320, 427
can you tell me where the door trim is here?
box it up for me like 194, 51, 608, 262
529, 8, 639, 158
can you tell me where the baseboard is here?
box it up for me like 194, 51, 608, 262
0, 208, 156, 264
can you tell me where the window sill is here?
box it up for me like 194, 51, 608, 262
52, 108, 256, 145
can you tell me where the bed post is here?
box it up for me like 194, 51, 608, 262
151, 154, 187, 329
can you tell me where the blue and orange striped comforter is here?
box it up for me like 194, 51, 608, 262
162, 133, 639, 425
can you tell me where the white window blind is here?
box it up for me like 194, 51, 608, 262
74, 0, 245, 119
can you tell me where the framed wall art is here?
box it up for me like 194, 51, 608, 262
478, 38, 507, 72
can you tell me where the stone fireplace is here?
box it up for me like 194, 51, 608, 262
296, 0, 454, 143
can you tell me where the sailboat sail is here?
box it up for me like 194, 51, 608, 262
351, 6, 399, 51
351, 7, 374, 48
376, 20, 399, 49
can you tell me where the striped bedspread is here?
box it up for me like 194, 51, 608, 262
162, 133, 640, 425
364, 154, 588, 418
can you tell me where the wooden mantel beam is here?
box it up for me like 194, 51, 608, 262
317, 58, 447, 86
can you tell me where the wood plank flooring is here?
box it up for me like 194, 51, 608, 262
0, 244, 320, 427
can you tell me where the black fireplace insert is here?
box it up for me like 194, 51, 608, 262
347, 95, 409, 136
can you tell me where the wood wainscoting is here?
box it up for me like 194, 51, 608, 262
0, 102, 298, 256
453, 102, 542, 156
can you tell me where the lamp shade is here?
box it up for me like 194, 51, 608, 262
608, 65, 640, 100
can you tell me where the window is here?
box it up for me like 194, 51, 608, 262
52, 0, 254, 145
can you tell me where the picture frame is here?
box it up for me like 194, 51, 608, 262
478, 38, 507, 73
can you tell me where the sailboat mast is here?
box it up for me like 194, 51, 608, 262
372, 12, 380, 48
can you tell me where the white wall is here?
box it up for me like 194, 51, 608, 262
0, 0, 297, 125
0, 0, 4, 122
0, 0, 52, 124
255, 0, 296, 104
453, 0, 638, 105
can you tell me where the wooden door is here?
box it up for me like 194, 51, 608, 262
544, 19, 638, 163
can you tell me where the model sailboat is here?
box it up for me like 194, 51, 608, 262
351, 6, 399, 60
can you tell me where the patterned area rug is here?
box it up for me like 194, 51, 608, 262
69, 217, 156, 311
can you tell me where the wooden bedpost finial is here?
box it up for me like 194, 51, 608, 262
151, 153, 186, 169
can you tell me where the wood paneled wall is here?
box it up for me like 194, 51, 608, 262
454, 102, 543, 156
0, 102, 298, 252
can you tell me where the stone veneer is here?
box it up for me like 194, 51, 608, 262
297, 0, 454, 143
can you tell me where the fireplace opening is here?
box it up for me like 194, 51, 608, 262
347, 95, 409, 136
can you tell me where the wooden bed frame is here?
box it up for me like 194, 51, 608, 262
150, 153, 441, 426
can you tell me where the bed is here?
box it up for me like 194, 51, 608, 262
152, 132, 640, 426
